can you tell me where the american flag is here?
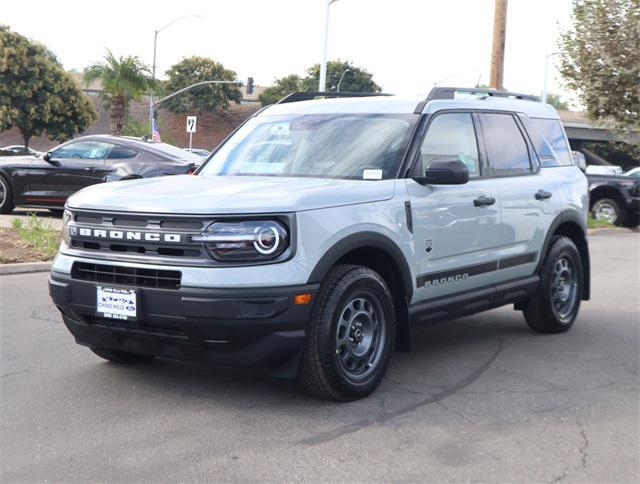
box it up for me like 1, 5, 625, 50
151, 117, 161, 142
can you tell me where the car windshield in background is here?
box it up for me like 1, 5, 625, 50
199, 114, 417, 180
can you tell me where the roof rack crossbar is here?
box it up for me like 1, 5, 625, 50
277, 91, 391, 104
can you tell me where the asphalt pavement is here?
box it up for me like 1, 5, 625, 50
1, 232, 638, 482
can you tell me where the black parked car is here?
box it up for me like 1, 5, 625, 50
587, 172, 640, 227
0, 135, 202, 214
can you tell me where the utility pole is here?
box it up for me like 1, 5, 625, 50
489, 0, 508, 90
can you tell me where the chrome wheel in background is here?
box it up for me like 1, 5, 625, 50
592, 200, 619, 224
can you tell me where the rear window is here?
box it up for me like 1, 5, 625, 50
107, 146, 138, 159
530, 118, 572, 167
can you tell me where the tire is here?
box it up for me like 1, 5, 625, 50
91, 347, 154, 364
622, 212, 640, 228
0, 174, 15, 214
298, 265, 396, 401
524, 236, 583, 334
591, 198, 622, 225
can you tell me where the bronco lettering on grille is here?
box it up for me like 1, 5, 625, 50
70, 226, 182, 243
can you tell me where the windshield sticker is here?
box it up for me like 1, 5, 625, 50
363, 169, 383, 180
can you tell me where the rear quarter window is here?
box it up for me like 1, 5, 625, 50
530, 118, 573, 167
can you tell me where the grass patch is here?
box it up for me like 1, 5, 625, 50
587, 216, 615, 229
11, 213, 61, 260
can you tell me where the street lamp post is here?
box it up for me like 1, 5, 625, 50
149, 14, 201, 138
336, 68, 350, 92
319, 0, 340, 92
542, 51, 564, 104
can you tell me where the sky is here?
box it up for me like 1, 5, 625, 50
2, 0, 575, 102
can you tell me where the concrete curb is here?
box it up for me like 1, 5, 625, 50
588, 227, 639, 235
0, 261, 52, 275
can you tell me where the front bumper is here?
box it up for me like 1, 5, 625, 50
49, 273, 318, 368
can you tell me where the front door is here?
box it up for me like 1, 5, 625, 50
26, 140, 112, 204
408, 112, 503, 303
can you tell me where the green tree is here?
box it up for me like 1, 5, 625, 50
545, 93, 569, 110
559, 0, 640, 130
259, 60, 382, 106
83, 51, 154, 135
302, 60, 382, 93
258, 74, 303, 106
163, 56, 241, 113
0, 25, 96, 148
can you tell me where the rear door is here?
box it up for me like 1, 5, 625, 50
477, 112, 560, 281
27, 140, 112, 202
407, 111, 502, 302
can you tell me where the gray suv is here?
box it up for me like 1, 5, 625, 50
49, 87, 590, 401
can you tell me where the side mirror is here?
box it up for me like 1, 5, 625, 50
572, 151, 587, 172
414, 158, 469, 185
43, 151, 53, 162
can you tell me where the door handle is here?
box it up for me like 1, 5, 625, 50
535, 189, 552, 200
474, 195, 496, 207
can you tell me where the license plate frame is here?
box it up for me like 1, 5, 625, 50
96, 286, 138, 321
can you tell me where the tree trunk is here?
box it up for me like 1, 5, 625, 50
110, 94, 128, 135
22, 132, 31, 149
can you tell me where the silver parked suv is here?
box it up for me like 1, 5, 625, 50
49, 87, 590, 401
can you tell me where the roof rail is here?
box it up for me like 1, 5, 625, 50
428, 86, 539, 101
414, 86, 539, 113
277, 91, 391, 104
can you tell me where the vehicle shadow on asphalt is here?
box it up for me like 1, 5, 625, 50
68, 309, 534, 409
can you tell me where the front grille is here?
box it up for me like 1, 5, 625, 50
68, 210, 209, 261
72, 262, 181, 290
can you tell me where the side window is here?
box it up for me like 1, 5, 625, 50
107, 146, 138, 160
480, 113, 531, 175
52, 141, 113, 160
419, 113, 480, 177
530, 118, 573, 167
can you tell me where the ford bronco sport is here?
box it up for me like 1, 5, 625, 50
49, 87, 590, 401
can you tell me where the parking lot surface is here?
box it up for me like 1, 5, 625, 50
1, 232, 638, 482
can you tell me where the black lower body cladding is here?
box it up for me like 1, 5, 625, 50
49, 273, 319, 368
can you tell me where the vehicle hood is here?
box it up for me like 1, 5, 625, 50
67, 175, 395, 214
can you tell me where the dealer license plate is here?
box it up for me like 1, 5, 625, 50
96, 286, 137, 321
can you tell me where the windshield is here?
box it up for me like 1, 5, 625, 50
199, 114, 417, 180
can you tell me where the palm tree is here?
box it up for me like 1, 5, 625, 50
84, 51, 155, 135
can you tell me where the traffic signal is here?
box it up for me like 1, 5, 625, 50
247, 77, 254, 95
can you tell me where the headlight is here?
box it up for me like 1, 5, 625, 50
62, 209, 73, 245
192, 220, 289, 261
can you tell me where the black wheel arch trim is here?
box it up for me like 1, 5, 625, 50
306, 231, 414, 300
537, 209, 590, 300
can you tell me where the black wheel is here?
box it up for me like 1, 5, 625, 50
0, 174, 15, 214
524, 236, 583, 333
298, 265, 395, 401
592, 198, 622, 225
91, 347, 154, 364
